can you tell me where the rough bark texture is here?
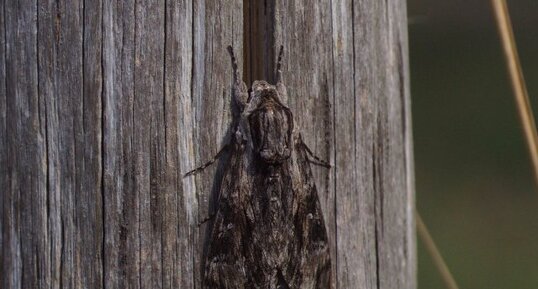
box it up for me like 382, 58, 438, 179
0, 0, 415, 288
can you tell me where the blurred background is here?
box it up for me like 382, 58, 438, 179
407, 1, 538, 288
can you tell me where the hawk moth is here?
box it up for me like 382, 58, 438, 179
187, 46, 331, 289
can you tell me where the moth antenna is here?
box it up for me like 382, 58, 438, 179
276, 45, 284, 83
227, 45, 241, 81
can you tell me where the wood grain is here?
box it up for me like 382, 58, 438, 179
0, 4, 6, 286
1, 0, 414, 288
102, 0, 138, 288
3, 1, 46, 288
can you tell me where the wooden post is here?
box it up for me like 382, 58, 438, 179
1, 0, 415, 288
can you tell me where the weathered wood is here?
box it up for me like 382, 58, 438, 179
164, 0, 196, 288
102, 1, 138, 288
0, 3, 6, 286
3, 1, 46, 288
191, 2, 244, 287
333, 1, 416, 288
37, 0, 104, 288
329, 1, 416, 288
1, 0, 414, 288
247, 1, 416, 288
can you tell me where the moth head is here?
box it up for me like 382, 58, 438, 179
247, 80, 293, 165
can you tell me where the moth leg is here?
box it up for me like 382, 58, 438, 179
197, 211, 216, 227
227, 46, 248, 108
306, 157, 331, 169
183, 144, 230, 177
299, 141, 331, 169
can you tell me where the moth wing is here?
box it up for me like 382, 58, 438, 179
290, 137, 332, 288
203, 207, 247, 288
203, 146, 250, 289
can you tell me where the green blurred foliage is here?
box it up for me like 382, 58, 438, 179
408, 1, 538, 288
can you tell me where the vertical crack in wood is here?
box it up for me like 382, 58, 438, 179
163, 0, 168, 159
0, 1, 3, 283
60, 211, 65, 289
327, 0, 339, 286
133, 0, 142, 288
190, 1, 196, 286
38, 3, 53, 287
244, 0, 274, 84
99, 0, 106, 287
161, 0, 167, 286
373, 138, 381, 289
33, 1, 41, 287
243, 0, 250, 83
350, 1, 357, 286
266, 0, 276, 84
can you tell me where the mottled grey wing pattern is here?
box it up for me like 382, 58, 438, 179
203, 141, 331, 289
201, 46, 331, 289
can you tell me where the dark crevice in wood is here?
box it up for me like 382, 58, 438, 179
190, 1, 195, 105
243, 0, 250, 83
0, 1, 5, 286
377, 117, 385, 236
55, 0, 61, 44
1, 0, 5, 166
351, 0, 357, 199
99, 0, 106, 288
163, 0, 168, 159
132, 0, 142, 288
266, 0, 276, 84
375, 226, 380, 289
36, 0, 42, 141
327, 0, 338, 286
80, 2, 87, 286
373, 135, 380, 289
350, 2, 358, 284
82, 0, 86, 141
35, 248, 41, 288
244, 0, 275, 85
374, 193, 381, 289
60, 213, 65, 289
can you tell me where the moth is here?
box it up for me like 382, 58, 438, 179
186, 46, 331, 289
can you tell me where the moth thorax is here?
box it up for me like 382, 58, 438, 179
249, 100, 292, 165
